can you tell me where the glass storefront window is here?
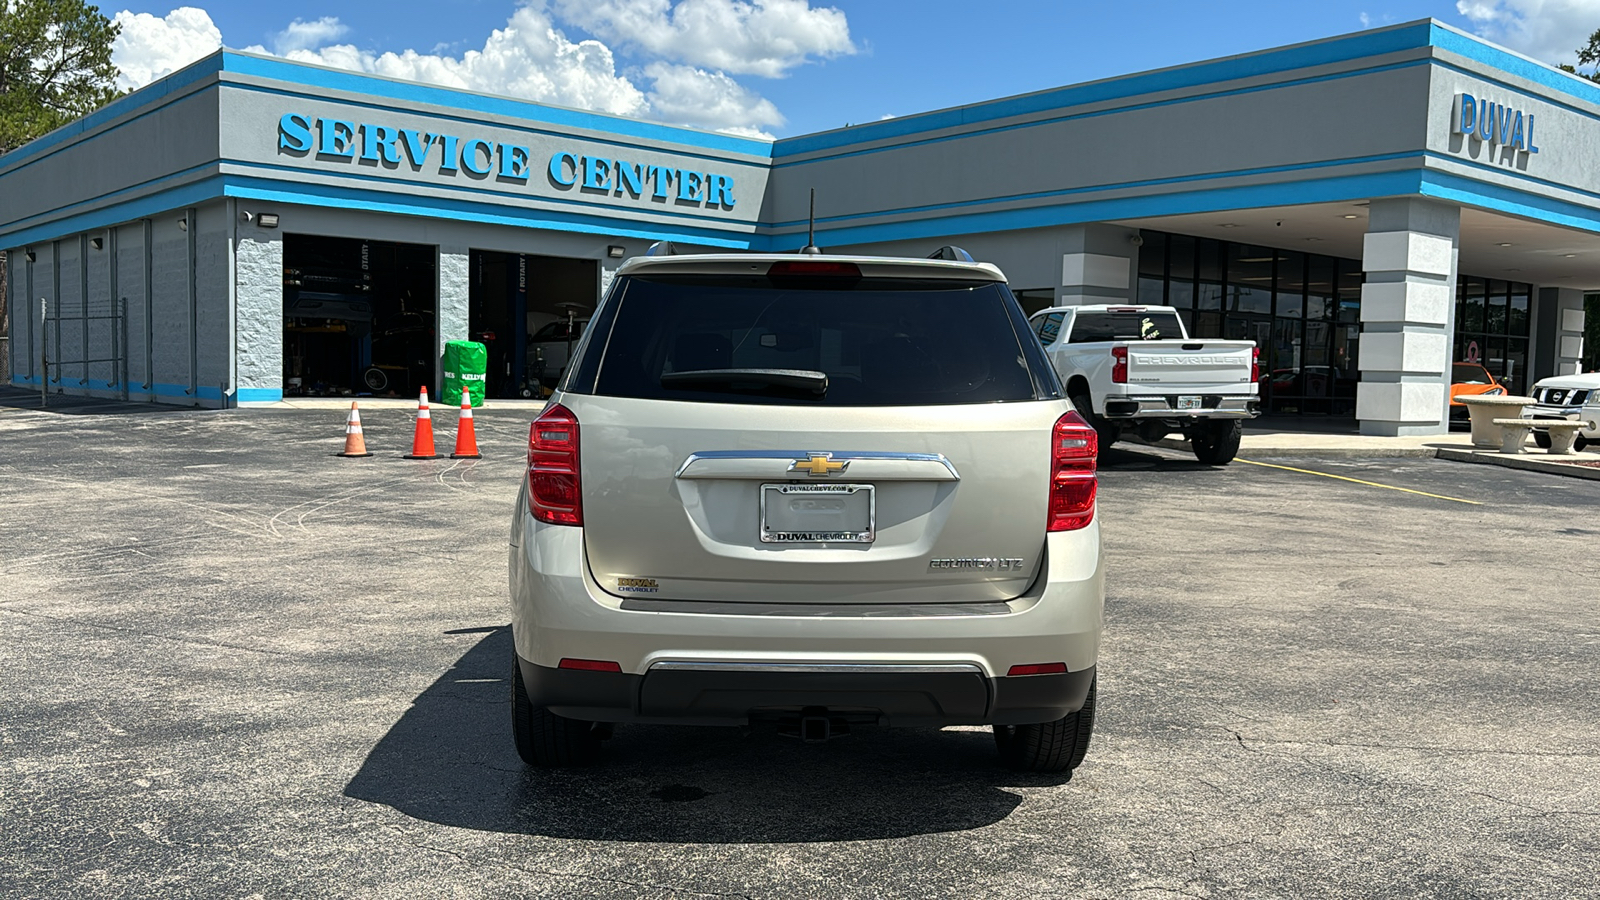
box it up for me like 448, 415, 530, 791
1228, 244, 1274, 315
1486, 280, 1509, 335
1275, 250, 1306, 319
1169, 279, 1194, 309
1461, 277, 1486, 333
1138, 276, 1166, 305
1138, 230, 1166, 279
1509, 286, 1530, 336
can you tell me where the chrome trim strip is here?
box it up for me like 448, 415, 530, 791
675, 449, 960, 480
647, 661, 984, 675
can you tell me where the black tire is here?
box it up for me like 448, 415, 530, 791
1191, 419, 1242, 466
995, 677, 1096, 774
1070, 393, 1120, 449
1533, 431, 1552, 450
362, 367, 388, 392
511, 657, 602, 767
1575, 435, 1588, 452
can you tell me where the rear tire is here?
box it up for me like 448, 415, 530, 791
1191, 419, 1242, 466
1070, 393, 1120, 449
1533, 431, 1553, 449
994, 677, 1096, 774
512, 657, 603, 767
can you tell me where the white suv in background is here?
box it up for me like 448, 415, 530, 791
507, 250, 1105, 774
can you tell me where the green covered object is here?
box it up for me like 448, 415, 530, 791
441, 340, 487, 408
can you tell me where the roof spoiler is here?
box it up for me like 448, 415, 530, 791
927, 245, 975, 262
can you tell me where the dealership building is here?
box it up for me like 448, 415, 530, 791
2, 18, 1598, 435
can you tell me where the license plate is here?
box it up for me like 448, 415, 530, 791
760, 483, 875, 543
1176, 395, 1203, 410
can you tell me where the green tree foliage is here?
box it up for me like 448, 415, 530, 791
0, 0, 122, 154
1557, 27, 1600, 83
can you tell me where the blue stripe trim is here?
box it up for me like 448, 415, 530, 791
0, 54, 224, 170
232, 158, 749, 228
767, 151, 1423, 231
779, 170, 1427, 249
11, 377, 219, 400
773, 22, 1434, 157
775, 60, 1431, 168
0, 177, 226, 248
1431, 60, 1600, 121
222, 52, 772, 157
237, 388, 283, 402
1420, 170, 1600, 235
0, 90, 212, 181
1428, 23, 1600, 108
1, 161, 217, 237
221, 176, 757, 248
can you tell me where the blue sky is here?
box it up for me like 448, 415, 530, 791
107, 1, 1600, 138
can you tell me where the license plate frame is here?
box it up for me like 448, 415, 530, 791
760, 483, 875, 544
1176, 395, 1203, 411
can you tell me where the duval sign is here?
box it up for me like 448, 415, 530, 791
1450, 92, 1542, 154
276, 113, 737, 209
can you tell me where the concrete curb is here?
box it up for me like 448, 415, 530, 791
1153, 438, 1440, 459
1435, 447, 1600, 481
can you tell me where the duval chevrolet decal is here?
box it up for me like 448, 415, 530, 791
1451, 92, 1541, 154
276, 113, 737, 209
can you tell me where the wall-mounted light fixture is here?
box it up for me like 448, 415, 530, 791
90, 237, 104, 250
607, 245, 626, 259
177, 217, 188, 232
257, 213, 280, 228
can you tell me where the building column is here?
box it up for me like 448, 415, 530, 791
234, 228, 283, 403
437, 246, 470, 391
1056, 224, 1138, 306
1356, 198, 1460, 436
1533, 287, 1585, 379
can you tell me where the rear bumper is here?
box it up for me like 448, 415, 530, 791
1102, 394, 1259, 419
518, 656, 1095, 727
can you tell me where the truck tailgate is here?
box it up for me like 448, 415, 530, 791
1123, 340, 1254, 388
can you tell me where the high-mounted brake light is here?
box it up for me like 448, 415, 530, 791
1251, 345, 1261, 383
558, 658, 622, 673
767, 261, 862, 278
1111, 346, 1128, 384
1049, 411, 1098, 532
1007, 662, 1069, 677
527, 404, 582, 526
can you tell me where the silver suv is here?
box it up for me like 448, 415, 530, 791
508, 251, 1105, 773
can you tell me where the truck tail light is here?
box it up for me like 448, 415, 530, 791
527, 404, 582, 526
1049, 411, 1098, 532
1251, 345, 1260, 383
1111, 346, 1128, 384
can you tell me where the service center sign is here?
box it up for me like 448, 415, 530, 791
276, 112, 738, 210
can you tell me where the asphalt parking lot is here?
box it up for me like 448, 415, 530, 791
2, 398, 1597, 899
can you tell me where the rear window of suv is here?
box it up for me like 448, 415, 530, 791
565, 273, 1061, 406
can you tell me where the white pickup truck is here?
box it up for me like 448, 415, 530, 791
1028, 305, 1260, 465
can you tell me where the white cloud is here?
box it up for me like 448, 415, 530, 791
1457, 0, 1600, 65
554, 0, 855, 77
644, 62, 782, 136
107, 3, 807, 136
111, 7, 222, 90
271, 17, 350, 55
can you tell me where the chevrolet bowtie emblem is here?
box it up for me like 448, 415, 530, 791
790, 453, 848, 476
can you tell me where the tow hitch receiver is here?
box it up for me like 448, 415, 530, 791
778, 706, 851, 743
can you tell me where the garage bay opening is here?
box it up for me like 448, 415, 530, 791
469, 252, 597, 398
283, 236, 437, 398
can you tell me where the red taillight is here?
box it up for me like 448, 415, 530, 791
1111, 346, 1128, 384
527, 404, 582, 526
558, 658, 622, 673
766, 260, 862, 278
1007, 662, 1069, 677
1049, 411, 1098, 532
1251, 345, 1261, 383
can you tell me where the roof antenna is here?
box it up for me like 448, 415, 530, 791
801, 188, 822, 255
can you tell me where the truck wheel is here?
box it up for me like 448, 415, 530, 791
1191, 420, 1242, 466
1071, 393, 1120, 448
1533, 431, 1552, 449
512, 656, 603, 767
994, 677, 1096, 774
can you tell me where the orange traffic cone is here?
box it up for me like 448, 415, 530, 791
451, 390, 481, 459
403, 387, 441, 459
338, 402, 373, 457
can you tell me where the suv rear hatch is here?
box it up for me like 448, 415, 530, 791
557, 258, 1070, 605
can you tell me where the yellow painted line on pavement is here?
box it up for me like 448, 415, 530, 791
1237, 459, 1481, 505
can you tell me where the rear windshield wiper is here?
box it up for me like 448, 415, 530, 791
660, 368, 829, 396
